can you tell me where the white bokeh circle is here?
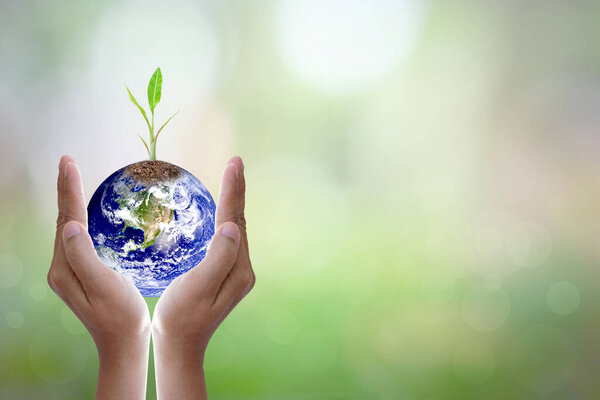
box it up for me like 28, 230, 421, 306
275, 0, 424, 93
6, 311, 24, 329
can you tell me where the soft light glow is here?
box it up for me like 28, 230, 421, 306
275, 0, 423, 93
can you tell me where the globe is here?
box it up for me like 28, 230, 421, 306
87, 160, 216, 297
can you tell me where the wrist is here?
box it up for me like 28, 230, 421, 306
152, 329, 208, 361
95, 330, 151, 363
94, 332, 151, 400
152, 330, 208, 400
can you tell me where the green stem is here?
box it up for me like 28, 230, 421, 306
150, 112, 156, 160
150, 140, 156, 161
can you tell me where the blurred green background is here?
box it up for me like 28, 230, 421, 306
1, 0, 600, 398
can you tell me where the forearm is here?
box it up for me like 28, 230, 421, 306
95, 334, 151, 400
153, 332, 208, 400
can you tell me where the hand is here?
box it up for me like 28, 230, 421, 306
47, 155, 151, 400
152, 156, 255, 400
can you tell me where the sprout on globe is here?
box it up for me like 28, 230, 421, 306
87, 67, 216, 297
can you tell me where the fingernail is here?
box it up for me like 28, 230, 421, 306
63, 222, 82, 240
221, 223, 239, 240
232, 156, 244, 172
64, 162, 71, 179
64, 161, 77, 180
59, 155, 74, 170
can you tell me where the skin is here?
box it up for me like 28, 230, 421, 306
48, 155, 254, 400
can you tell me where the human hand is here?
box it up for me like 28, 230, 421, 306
152, 156, 255, 399
47, 155, 151, 400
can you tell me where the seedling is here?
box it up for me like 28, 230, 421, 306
125, 67, 179, 160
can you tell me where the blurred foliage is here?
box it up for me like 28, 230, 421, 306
2, 0, 600, 399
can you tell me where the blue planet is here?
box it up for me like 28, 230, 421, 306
87, 161, 216, 297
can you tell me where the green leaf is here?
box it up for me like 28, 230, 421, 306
136, 133, 151, 158
125, 85, 151, 130
147, 67, 162, 113
154, 111, 179, 142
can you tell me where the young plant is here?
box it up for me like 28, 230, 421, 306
125, 67, 178, 161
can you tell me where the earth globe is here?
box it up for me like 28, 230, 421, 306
87, 161, 216, 297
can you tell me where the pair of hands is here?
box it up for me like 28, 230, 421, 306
47, 155, 254, 399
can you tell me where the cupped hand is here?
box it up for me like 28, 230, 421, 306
152, 156, 255, 399
48, 155, 151, 399
48, 155, 150, 342
153, 156, 254, 342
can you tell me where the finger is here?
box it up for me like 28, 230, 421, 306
62, 220, 110, 293
215, 157, 250, 263
230, 156, 249, 251
228, 156, 245, 213
59, 154, 75, 168
213, 259, 255, 310
47, 263, 91, 309
236, 160, 250, 261
215, 162, 239, 227
63, 161, 88, 227
54, 156, 75, 251
51, 157, 72, 279
189, 222, 240, 296
231, 159, 253, 286
52, 156, 85, 271
56, 155, 76, 228
50, 156, 91, 307
213, 157, 254, 303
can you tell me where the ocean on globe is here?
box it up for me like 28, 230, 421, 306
87, 160, 216, 297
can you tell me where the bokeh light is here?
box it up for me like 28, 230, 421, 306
6, 311, 24, 329
276, 0, 423, 93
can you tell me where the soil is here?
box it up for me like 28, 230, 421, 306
125, 160, 181, 183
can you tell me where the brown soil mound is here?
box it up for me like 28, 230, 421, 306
125, 160, 181, 183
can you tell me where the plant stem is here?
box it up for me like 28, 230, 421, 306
150, 112, 156, 160
150, 140, 156, 161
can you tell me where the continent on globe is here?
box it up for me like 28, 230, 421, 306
87, 160, 216, 297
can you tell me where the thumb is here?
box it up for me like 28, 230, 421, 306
62, 220, 104, 286
195, 222, 240, 288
